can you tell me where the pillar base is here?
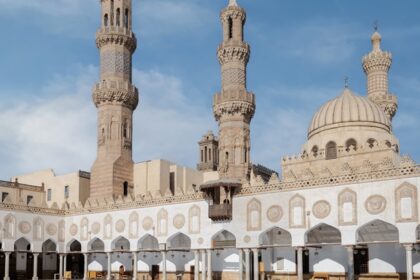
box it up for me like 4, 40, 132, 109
32, 277, 39, 280
4, 277, 10, 280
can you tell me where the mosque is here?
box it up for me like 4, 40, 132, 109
0, 0, 419, 280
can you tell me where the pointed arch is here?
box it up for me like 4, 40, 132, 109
188, 205, 200, 234
138, 234, 159, 251
129, 212, 139, 238
67, 239, 82, 252
4, 214, 16, 239
289, 194, 305, 228
338, 188, 357, 225
157, 208, 168, 237
167, 233, 191, 251
258, 226, 292, 247
14, 237, 31, 251
356, 219, 399, 243
104, 214, 112, 239
88, 238, 105, 252
247, 198, 261, 231
42, 239, 57, 253
305, 223, 341, 245
211, 230, 236, 249
395, 182, 418, 222
326, 141, 337, 160
81, 218, 89, 241
111, 236, 130, 251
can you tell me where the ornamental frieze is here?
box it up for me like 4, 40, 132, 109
92, 86, 139, 110
214, 101, 255, 121
365, 195, 387, 215
18, 221, 31, 234
217, 45, 250, 65
312, 200, 331, 219
266, 205, 283, 223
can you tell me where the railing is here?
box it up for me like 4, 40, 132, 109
209, 204, 232, 220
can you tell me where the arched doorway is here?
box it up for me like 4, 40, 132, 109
41, 239, 59, 279
356, 220, 401, 275
259, 227, 292, 276
67, 240, 84, 279
138, 234, 160, 280
88, 238, 106, 277
167, 233, 193, 278
14, 237, 32, 279
211, 230, 238, 280
111, 236, 131, 279
305, 224, 344, 274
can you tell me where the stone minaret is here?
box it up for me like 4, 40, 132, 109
214, 0, 255, 181
362, 28, 398, 121
90, 0, 139, 199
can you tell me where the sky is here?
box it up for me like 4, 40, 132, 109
0, 0, 419, 179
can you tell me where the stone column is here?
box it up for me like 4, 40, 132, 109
296, 248, 303, 280
405, 244, 413, 280
162, 251, 167, 280
32, 253, 39, 280
106, 252, 111, 280
244, 249, 250, 280
59, 254, 64, 280
346, 246, 354, 280
83, 253, 89, 280
133, 252, 138, 280
194, 250, 199, 280
4, 252, 10, 280
238, 249, 243, 280
201, 250, 207, 280
207, 250, 212, 280
252, 249, 259, 280
64, 254, 67, 274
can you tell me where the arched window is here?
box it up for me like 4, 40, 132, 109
110, 0, 114, 26
124, 9, 129, 28
116, 8, 121, 27
325, 141, 337, 160
385, 140, 392, 148
367, 138, 377, 148
345, 138, 357, 152
123, 182, 128, 197
228, 17, 233, 39
104, 14, 109, 27
204, 146, 208, 163
311, 146, 319, 157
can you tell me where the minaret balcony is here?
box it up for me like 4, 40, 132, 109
97, 26, 135, 37
208, 204, 232, 220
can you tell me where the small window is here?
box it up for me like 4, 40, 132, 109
368, 138, 378, 148
47, 189, 52, 201
326, 141, 337, 160
169, 172, 175, 196
116, 8, 121, 26
124, 9, 129, 28
26, 195, 33, 205
104, 14, 109, 27
385, 140, 392, 148
1, 192, 8, 202
345, 139, 357, 152
64, 185, 69, 199
123, 182, 128, 197
228, 17, 233, 39
204, 146, 208, 163
311, 146, 319, 157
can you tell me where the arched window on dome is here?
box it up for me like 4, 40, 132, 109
311, 146, 318, 157
326, 141, 337, 160
368, 138, 378, 149
345, 139, 357, 152
385, 140, 392, 148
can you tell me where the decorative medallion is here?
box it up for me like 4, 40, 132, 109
312, 200, 331, 219
142, 216, 153, 231
91, 222, 101, 234
173, 214, 185, 229
197, 237, 204, 245
266, 205, 283, 223
69, 224, 78, 236
19, 221, 31, 234
365, 195, 386, 214
115, 219, 126, 233
46, 223, 57, 236
243, 235, 251, 243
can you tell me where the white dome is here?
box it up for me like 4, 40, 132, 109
308, 88, 391, 139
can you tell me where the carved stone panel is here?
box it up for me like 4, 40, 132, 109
33, 217, 44, 241
312, 200, 331, 219
338, 189, 357, 226
69, 224, 78, 236
247, 198, 261, 231
365, 195, 386, 215
58, 220, 65, 242
267, 205, 283, 223
47, 224, 57, 236
395, 182, 418, 223
19, 221, 31, 234
4, 214, 16, 239
104, 215, 112, 239
157, 209, 168, 237
81, 218, 88, 241
289, 195, 305, 228
173, 214, 185, 230
92, 222, 101, 235
115, 219, 126, 233
129, 212, 139, 239
188, 205, 200, 234
142, 216, 153, 231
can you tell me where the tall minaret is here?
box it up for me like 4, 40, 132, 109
362, 27, 398, 121
214, 0, 255, 181
90, 0, 139, 199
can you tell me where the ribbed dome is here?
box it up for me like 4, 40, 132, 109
308, 88, 391, 139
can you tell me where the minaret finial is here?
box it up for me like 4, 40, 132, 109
344, 76, 349, 88
229, 0, 238, 6
373, 20, 379, 32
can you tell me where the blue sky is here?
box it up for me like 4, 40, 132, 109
0, 0, 419, 179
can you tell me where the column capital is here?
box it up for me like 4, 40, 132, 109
243, 248, 250, 253
404, 244, 414, 250
251, 248, 259, 253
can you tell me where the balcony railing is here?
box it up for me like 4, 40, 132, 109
209, 204, 232, 220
